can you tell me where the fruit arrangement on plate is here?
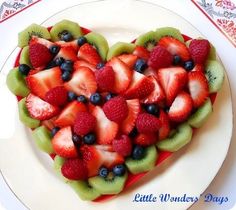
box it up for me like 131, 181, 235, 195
6, 19, 224, 201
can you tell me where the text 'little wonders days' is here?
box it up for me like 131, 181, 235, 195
132, 193, 228, 205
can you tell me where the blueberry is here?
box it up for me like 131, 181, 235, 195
105, 93, 115, 101
72, 134, 82, 147
132, 145, 145, 160
129, 127, 138, 138
134, 59, 147, 73
49, 45, 60, 55
61, 31, 73, 42
173, 55, 181, 65
61, 71, 71, 81
77, 36, 87, 46
60, 62, 73, 72
45, 60, 57, 69
99, 167, 109, 178
55, 57, 64, 66
65, 60, 73, 65
145, 104, 160, 116
51, 127, 60, 137
18, 64, 30, 76
90, 93, 102, 105
68, 91, 77, 101
77, 95, 87, 103
184, 60, 194, 71
113, 164, 126, 176
96, 62, 105, 69
83, 133, 96, 145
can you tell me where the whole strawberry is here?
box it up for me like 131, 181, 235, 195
45, 86, 68, 106
136, 113, 161, 133
74, 112, 96, 135
112, 135, 132, 157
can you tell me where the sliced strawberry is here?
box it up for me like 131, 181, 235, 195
55, 46, 78, 62
106, 57, 132, 93
90, 105, 118, 145
157, 67, 188, 106
118, 54, 138, 69
158, 110, 170, 140
144, 67, 158, 77
142, 75, 165, 104
54, 101, 87, 127
30, 36, 55, 49
120, 99, 141, 134
52, 126, 78, 158
26, 94, 59, 120
26, 67, 63, 99
168, 91, 193, 122
192, 64, 204, 72
123, 71, 154, 99
55, 40, 78, 52
73, 60, 96, 72
158, 37, 190, 61
134, 133, 157, 146
64, 66, 97, 98
188, 71, 209, 108
133, 46, 150, 60
41, 116, 57, 130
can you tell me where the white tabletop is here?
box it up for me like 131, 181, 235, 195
0, 0, 235, 209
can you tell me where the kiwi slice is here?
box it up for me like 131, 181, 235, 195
156, 27, 184, 43
19, 46, 32, 67
50, 19, 82, 42
18, 24, 51, 48
205, 60, 224, 93
85, 32, 109, 61
135, 31, 158, 51
32, 126, 54, 154
188, 98, 213, 128
54, 155, 65, 174
157, 123, 193, 152
88, 172, 128, 195
125, 146, 157, 174
18, 98, 40, 128
106, 42, 135, 61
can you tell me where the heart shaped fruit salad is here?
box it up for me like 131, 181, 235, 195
6, 19, 224, 201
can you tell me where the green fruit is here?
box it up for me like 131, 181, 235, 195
157, 123, 193, 152
188, 98, 213, 128
88, 172, 128, 195
19, 46, 32, 67
18, 98, 40, 128
135, 31, 158, 51
54, 155, 65, 173
6, 68, 30, 97
32, 126, 54, 154
205, 60, 224, 93
18, 23, 51, 48
156, 27, 184, 42
106, 42, 135, 60
85, 32, 109, 61
125, 146, 158, 174
50, 19, 82, 41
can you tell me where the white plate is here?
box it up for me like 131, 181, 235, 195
0, 0, 233, 210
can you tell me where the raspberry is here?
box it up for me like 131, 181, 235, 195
148, 46, 173, 70
103, 96, 128, 123
45, 86, 68, 106
61, 159, 88, 180
112, 135, 132, 157
189, 39, 210, 64
74, 112, 96, 135
136, 113, 161, 133
134, 133, 157, 146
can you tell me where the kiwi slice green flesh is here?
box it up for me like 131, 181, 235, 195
106, 42, 135, 61
135, 31, 158, 51
32, 126, 54, 154
18, 98, 40, 128
85, 32, 109, 61
50, 19, 82, 42
188, 98, 213, 128
157, 123, 193, 152
205, 60, 224, 93
125, 146, 157, 174
19, 46, 32, 67
88, 172, 128, 195
156, 27, 184, 43
18, 23, 51, 48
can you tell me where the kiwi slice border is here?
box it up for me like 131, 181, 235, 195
156, 27, 185, 43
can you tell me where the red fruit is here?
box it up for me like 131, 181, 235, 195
29, 43, 53, 69
26, 67, 63, 99
61, 159, 88, 180
28, 69, 40, 76
189, 39, 210, 64
136, 113, 161, 133
90, 106, 118, 145
158, 110, 170, 140
134, 133, 157, 146
74, 112, 96, 135
45, 86, 68, 106
41, 116, 57, 130
95, 66, 115, 92
142, 75, 165, 104
148, 45, 173, 70
192, 64, 204, 72
52, 126, 78, 158
64, 67, 97, 98
103, 96, 128, 123
124, 71, 154, 99
54, 101, 87, 127
158, 37, 190, 61
74, 60, 96, 72
188, 71, 209, 108
30, 36, 55, 49
112, 135, 132, 157
106, 57, 132, 93
56, 40, 78, 52
133, 46, 150, 61
118, 54, 138, 68
77, 43, 101, 66
168, 91, 193, 122
157, 67, 188, 106
120, 99, 141, 134
26, 94, 59, 120
55, 46, 78, 62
